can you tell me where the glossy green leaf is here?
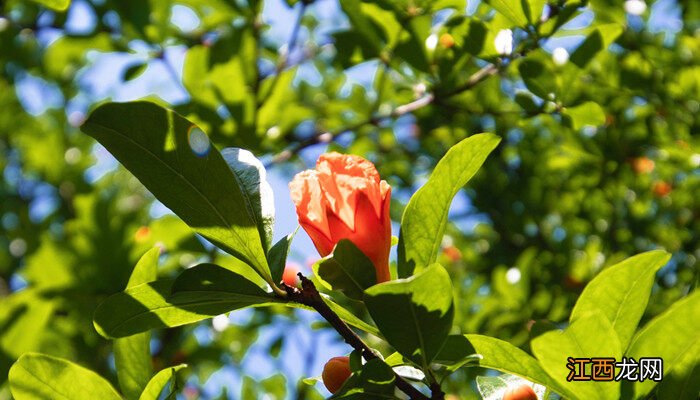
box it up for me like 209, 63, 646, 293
221, 147, 275, 251
268, 229, 297, 284
398, 133, 500, 277
81, 102, 272, 283
29, 0, 71, 11
313, 239, 377, 300
93, 263, 276, 338
139, 364, 187, 400
364, 264, 454, 367
331, 358, 395, 399
487, 0, 528, 26
432, 335, 480, 372
9, 353, 121, 400
532, 312, 622, 400
115, 248, 160, 400
562, 101, 606, 131
465, 334, 571, 397
570, 250, 670, 350
524, 0, 547, 24
625, 290, 700, 400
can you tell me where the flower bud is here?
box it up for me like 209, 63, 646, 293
502, 384, 537, 400
439, 33, 455, 48
282, 263, 300, 287
290, 153, 392, 283
322, 356, 351, 394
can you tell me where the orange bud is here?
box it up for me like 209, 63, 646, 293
652, 181, 672, 197
282, 263, 300, 287
632, 157, 655, 174
443, 245, 462, 262
322, 356, 351, 394
290, 153, 392, 283
503, 384, 537, 400
134, 226, 151, 242
439, 33, 455, 48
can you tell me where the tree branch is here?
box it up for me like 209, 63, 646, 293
284, 274, 430, 400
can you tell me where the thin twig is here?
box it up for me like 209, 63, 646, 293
284, 274, 430, 400
258, 1, 308, 107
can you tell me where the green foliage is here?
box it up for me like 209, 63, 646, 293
626, 290, 700, 400
313, 239, 377, 300
81, 102, 273, 284
364, 264, 454, 367
9, 353, 121, 399
398, 133, 501, 277
114, 248, 159, 400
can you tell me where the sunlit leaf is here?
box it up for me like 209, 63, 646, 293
398, 133, 500, 277
81, 102, 272, 283
9, 353, 121, 400
313, 239, 377, 300
364, 264, 454, 367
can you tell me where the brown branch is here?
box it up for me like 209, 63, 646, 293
284, 274, 430, 400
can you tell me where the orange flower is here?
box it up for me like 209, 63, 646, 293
290, 153, 392, 283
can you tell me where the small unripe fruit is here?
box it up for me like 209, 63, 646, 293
439, 33, 455, 48
652, 181, 672, 197
632, 157, 654, 174
322, 356, 351, 394
502, 384, 537, 400
282, 263, 300, 287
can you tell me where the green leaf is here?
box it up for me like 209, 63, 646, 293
364, 264, 454, 367
570, 250, 670, 351
221, 147, 275, 251
398, 133, 500, 277
9, 353, 121, 400
331, 359, 395, 399
29, 0, 71, 11
432, 335, 480, 372
625, 290, 700, 400
562, 101, 607, 131
464, 334, 571, 397
115, 248, 160, 400
123, 62, 148, 82
519, 59, 558, 100
532, 312, 622, 400
524, 0, 547, 24
268, 229, 297, 284
139, 365, 187, 400
487, 0, 528, 26
81, 102, 272, 283
570, 23, 624, 68
93, 264, 275, 338
313, 239, 378, 300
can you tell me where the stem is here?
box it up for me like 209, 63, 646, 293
285, 274, 430, 400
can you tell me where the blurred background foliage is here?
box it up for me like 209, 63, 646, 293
0, 0, 698, 398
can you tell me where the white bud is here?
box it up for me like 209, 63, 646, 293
495, 29, 513, 55
425, 33, 438, 51
552, 47, 569, 66
624, 0, 647, 16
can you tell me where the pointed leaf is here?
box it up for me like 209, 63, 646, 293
9, 353, 121, 400
626, 290, 700, 400
465, 334, 571, 397
364, 264, 454, 367
570, 250, 670, 351
221, 148, 275, 251
139, 365, 187, 400
487, 0, 528, 26
532, 312, 622, 400
115, 248, 160, 400
398, 133, 500, 277
268, 229, 297, 284
313, 239, 377, 300
81, 102, 272, 283
93, 264, 276, 338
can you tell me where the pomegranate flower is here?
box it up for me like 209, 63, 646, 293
289, 153, 391, 283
